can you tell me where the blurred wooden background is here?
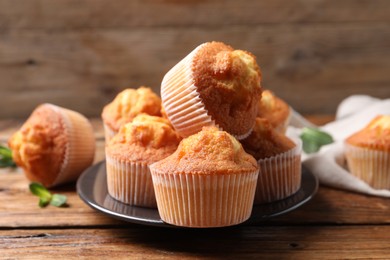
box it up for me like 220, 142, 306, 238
0, 0, 389, 119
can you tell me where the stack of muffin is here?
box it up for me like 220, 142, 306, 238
8, 41, 389, 228
101, 41, 302, 228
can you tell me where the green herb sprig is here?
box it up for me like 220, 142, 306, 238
29, 182, 68, 208
300, 127, 334, 154
0, 145, 16, 168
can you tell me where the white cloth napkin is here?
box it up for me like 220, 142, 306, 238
287, 95, 390, 197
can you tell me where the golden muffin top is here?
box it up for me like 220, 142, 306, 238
346, 115, 390, 151
150, 126, 258, 174
240, 118, 296, 160
102, 87, 162, 132
106, 114, 181, 163
257, 90, 290, 132
8, 104, 67, 186
191, 41, 262, 137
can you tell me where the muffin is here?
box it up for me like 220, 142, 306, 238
161, 41, 262, 139
345, 115, 390, 189
8, 103, 95, 187
105, 114, 181, 208
257, 90, 291, 133
101, 86, 162, 142
150, 126, 259, 228
241, 118, 302, 204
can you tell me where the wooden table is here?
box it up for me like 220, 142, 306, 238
1, 117, 389, 259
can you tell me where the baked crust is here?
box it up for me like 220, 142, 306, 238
102, 86, 162, 132
106, 114, 181, 163
240, 118, 295, 160
191, 42, 262, 136
151, 126, 258, 174
346, 115, 390, 151
257, 90, 290, 131
8, 104, 67, 186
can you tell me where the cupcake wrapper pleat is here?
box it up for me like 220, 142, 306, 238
150, 168, 259, 228
255, 137, 302, 204
106, 154, 157, 208
161, 44, 217, 138
51, 105, 96, 187
161, 44, 254, 140
345, 144, 390, 190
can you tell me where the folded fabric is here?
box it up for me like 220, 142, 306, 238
287, 95, 390, 198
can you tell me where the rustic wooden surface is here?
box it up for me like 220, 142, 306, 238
0, 1, 389, 119
1, 117, 390, 258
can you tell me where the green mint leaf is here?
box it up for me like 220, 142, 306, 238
29, 182, 52, 201
300, 127, 334, 154
29, 182, 68, 208
0, 145, 16, 168
50, 194, 67, 207
0, 159, 16, 168
39, 197, 51, 208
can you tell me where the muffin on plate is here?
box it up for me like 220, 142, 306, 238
101, 86, 162, 142
150, 126, 259, 228
161, 41, 262, 139
241, 118, 302, 204
257, 90, 291, 133
8, 103, 95, 187
345, 115, 390, 190
105, 114, 181, 208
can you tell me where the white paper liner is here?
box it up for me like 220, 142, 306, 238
150, 167, 259, 228
103, 123, 117, 143
161, 43, 217, 138
255, 137, 302, 204
106, 153, 157, 208
345, 143, 390, 190
47, 104, 96, 187
161, 44, 256, 140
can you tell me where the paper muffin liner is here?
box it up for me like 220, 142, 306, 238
48, 105, 96, 187
345, 143, 390, 190
105, 153, 157, 208
161, 43, 217, 138
254, 137, 302, 204
103, 123, 117, 143
150, 167, 259, 228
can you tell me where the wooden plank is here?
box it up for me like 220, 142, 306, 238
0, 24, 389, 118
0, 0, 389, 30
0, 226, 389, 259
275, 186, 390, 225
0, 169, 389, 228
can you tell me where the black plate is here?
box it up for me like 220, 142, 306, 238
77, 161, 318, 228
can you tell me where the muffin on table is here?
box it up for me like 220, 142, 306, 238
161, 41, 262, 139
257, 90, 291, 134
345, 115, 390, 190
101, 86, 162, 142
241, 118, 302, 204
105, 114, 181, 208
150, 126, 259, 228
8, 103, 95, 188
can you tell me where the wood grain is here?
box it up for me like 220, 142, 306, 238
1, 165, 389, 228
1, 226, 390, 259
0, 0, 389, 30
0, 1, 389, 118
